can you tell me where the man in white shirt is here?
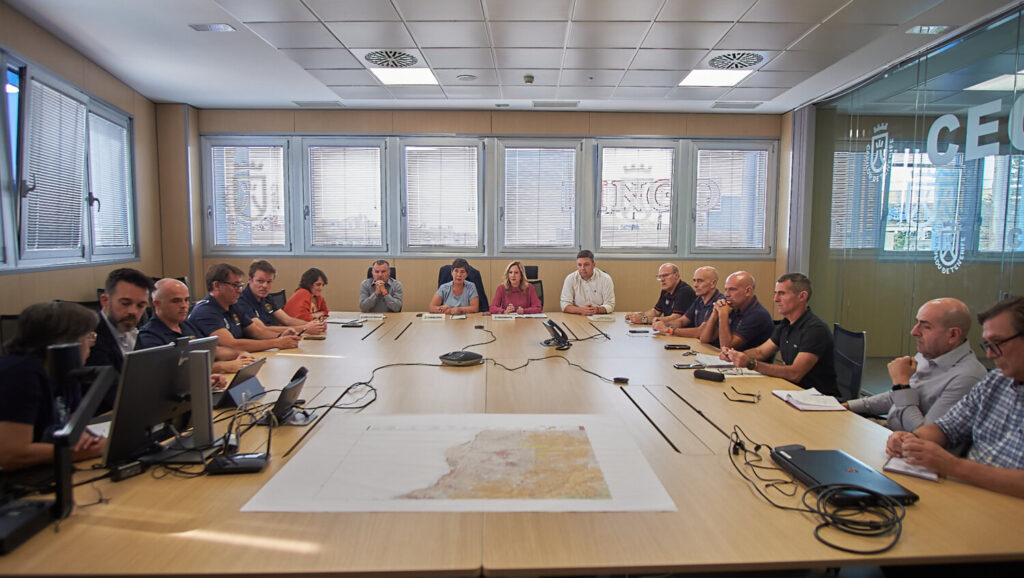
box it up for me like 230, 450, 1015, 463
560, 249, 615, 315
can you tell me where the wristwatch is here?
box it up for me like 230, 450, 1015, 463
892, 384, 910, 391
746, 358, 757, 371
642, 315, 648, 324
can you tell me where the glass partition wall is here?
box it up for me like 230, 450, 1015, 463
812, 9, 1024, 387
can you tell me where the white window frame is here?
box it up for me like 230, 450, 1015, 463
301, 137, 388, 254
0, 52, 16, 268
3, 59, 138, 270
399, 137, 485, 254
201, 136, 293, 257
686, 140, 778, 258
595, 139, 681, 255
495, 138, 583, 255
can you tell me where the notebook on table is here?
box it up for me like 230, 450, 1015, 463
770, 444, 920, 506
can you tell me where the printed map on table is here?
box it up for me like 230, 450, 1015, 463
244, 414, 675, 512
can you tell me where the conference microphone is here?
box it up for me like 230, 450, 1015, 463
693, 369, 725, 382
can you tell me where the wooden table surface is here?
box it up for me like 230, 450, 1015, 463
2, 312, 1022, 576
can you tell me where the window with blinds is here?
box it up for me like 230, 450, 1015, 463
695, 148, 768, 250
21, 79, 86, 257
979, 155, 1024, 253
829, 151, 881, 249
502, 146, 576, 248
210, 145, 287, 248
88, 112, 134, 252
404, 144, 480, 249
308, 145, 383, 248
599, 146, 675, 249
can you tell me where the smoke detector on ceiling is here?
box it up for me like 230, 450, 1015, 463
708, 52, 765, 70
363, 50, 418, 68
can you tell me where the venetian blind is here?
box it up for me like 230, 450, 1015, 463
503, 146, 576, 248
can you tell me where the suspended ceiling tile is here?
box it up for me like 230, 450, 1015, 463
571, 0, 663, 21
830, 0, 940, 25
611, 86, 672, 99
407, 21, 490, 47
761, 50, 841, 71
434, 68, 500, 84
657, 0, 756, 22
443, 85, 502, 98
306, 0, 400, 21
666, 86, 732, 99
560, 69, 625, 85
721, 86, 788, 100
386, 85, 447, 98
644, 22, 732, 49
621, 69, 687, 86
215, 0, 316, 22
737, 70, 814, 87
791, 23, 897, 54
568, 21, 651, 48
742, 0, 849, 24
500, 85, 559, 99
490, 21, 568, 48
421, 48, 496, 68
246, 22, 342, 49
394, 0, 483, 21
281, 48, 362, 69
308, 69, 379, 85
558, 86, 616, 99
484, 0, 573, 20
330, 86, 394, 98
716, 22, 813, 50
631, 49, 705, 70
564, 49, 636, 69
498, 68, 561, 85
493, 48, 565, 68
324, 21, 415, 49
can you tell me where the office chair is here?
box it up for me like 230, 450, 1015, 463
833, 323, 867, 402
366, 266, 397, 280
267, 290, 287, 310
437, 264, 489, 311
0, 314, 19, 354
524, 265, 543, 308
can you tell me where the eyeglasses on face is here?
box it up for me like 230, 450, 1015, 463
980, 331, 1024, 356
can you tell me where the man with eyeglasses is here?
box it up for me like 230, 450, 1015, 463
653, 266, 725, 338
236, 260, 326, 333
886, 296, 1024, 498
625, 263, 695, 327
85, 267, 154, 411
137, 278, 256, 374
845, 298, 986, 431
188, 263, 301, 353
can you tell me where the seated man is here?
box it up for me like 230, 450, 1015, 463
846, 298, 986, 430
886, 296, 1024, 499
86, 267, 153, 411
625, 263, 695, 326
653, 266, 724, 338
699, 270, 773, 349
560, 249, 615, 316
360, 259, 403, 313
187, 263, 301, 353
720, 273, 838, 396
138, 278, 257, 374
236, 260, 326, 334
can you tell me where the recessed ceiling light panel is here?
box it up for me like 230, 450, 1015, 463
679, 69, 752, 87
189, 23, 235, 32
370, 68, 438, 85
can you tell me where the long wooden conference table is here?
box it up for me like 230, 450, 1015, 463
2, 312, 1023, 576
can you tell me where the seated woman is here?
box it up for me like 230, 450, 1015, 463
0, 302, 106, 471
430, 258, 480, 315
490, 261, 542, 315
284, 268, 330, 322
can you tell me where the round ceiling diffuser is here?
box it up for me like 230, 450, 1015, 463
708, 52, 764, 70
364, 50, 418, 68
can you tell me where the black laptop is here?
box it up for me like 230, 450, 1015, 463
770, 444, 919, 506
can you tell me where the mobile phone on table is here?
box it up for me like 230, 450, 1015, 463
664, 344, 691, 350
628, 329, 649, 333
674, 363, 704, 369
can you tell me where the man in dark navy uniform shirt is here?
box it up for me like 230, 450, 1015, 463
625, 263, 696, 327
653, 266, 725, 338
188, 263, 301, 353
138, 278, 256, 374
235, 260, 325, 334
700, 270, 774, 349
721, 273, 838, 396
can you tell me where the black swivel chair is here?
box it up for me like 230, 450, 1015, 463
267, 290, 287, 310
366, 266, 397, 280
833, 323, 867, 402
437, 264, 489, 311
0, 314, 19, 354
524, 265, 543, 308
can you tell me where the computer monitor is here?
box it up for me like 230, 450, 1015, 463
102, 342, 218, 468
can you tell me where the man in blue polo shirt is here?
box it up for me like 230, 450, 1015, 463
188, 263, 301, 353
700, 270, 773, 349
625, 263, 696, 327
653, 266, 724, 338
236, 260, 326, 334
137, 278, 256, 373
720, 273, 838, 397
